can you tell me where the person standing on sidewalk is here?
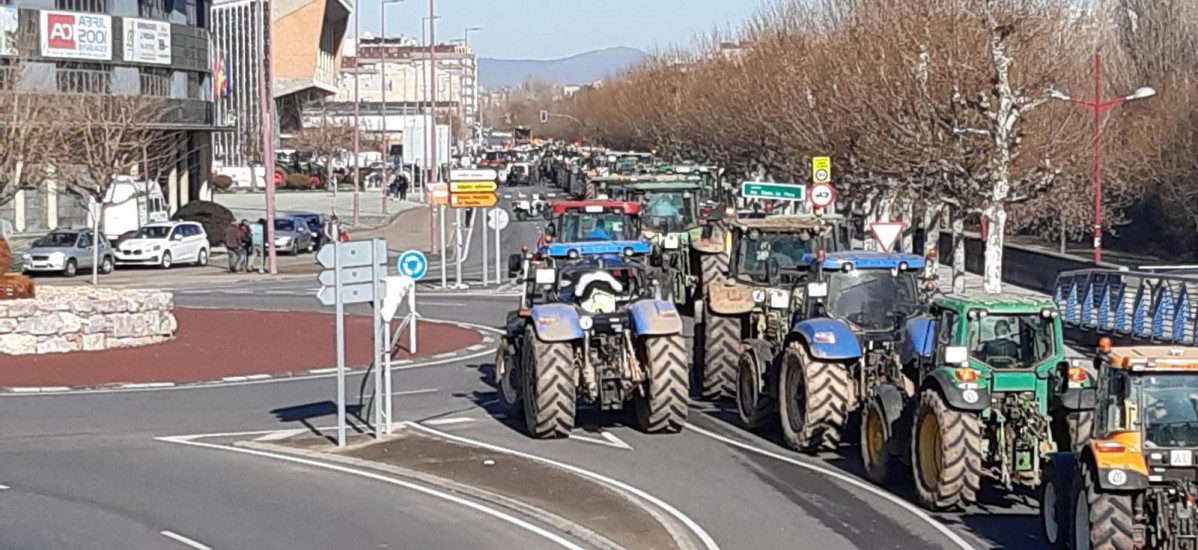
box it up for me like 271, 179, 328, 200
223, 221, 242, 273
398, 175, 409, 201
237, 220, 252, 272
249, 218, 266, 273
323, 215, 341, 246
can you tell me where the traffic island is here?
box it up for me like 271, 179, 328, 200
0, 287, 176, 355
0, 308, 488, 391
237, 429, 689, 550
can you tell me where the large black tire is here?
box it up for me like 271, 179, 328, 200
861, 396, 897, 485
735, 347, 772, 430
99, 256, 114, 274
911, 389, 983, 510
1071, 462, 1135, 550
494, 341, 521, 416
698, 250, 729, 288
700, 312, 739, 400
522, 332, 576, 438
1055, 410, 1094, 454
1039, 471, 1068, 548
63, 259, 77, 278
779, 343, 851, 452
635, 334, 688, 433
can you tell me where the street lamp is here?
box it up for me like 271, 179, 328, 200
1048, 53, 1156, 263
380, 0, 405, 215
463, 27, 481, 148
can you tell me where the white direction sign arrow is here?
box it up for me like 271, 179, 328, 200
450, 168, 498, 181
869, 221, 907, 253
319, 266, 376, 286
317, 282, 379, 306
317, 240, 388, 269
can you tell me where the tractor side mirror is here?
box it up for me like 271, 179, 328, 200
507, 253, 523, 277
766, 257, 781, 286
944, 346, 969, 366
544, 223, 556, 238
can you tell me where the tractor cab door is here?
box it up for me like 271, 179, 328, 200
924, 306, 960, 375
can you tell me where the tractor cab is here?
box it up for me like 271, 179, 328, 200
538, 201, 649, 260
799, 251, 927, 336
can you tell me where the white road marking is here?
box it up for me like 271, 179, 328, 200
9, 388, 43, 393
390, 388, 438, 397
244, 374, 272, 380
120, 382, 175, 389
221, 376, 248, 382
0, 484, 9, 490
160, 530, 212, 550
422, 301, 467, 307
423, 417, 475, 426
568, 431, 634, 451
254, 428, 309, 442
37, 386, 73, 393
308, 367, 338, 375
432, 352, 457, 359
155, 436, 584, 550
408, 422, 719, 550
466, 344, 487, 351
686, 424, 974, 550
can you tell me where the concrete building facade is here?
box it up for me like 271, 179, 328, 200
336, 38, 477, 127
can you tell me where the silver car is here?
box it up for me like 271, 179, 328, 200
273, 217, 314, 255
21, 229, 115, 277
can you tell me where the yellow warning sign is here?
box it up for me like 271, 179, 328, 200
450, 181, 498, 193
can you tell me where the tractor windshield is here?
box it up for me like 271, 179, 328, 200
967, 314, 1056, 369
824, 270, 921, 331
736, 232, 817, 280
558, 266, 643, 313
1142, 373, 1198, 448
640, 192, 696, 233
560, 213, 636, 242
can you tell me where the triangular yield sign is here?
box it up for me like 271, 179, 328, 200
869, 221, 906, 252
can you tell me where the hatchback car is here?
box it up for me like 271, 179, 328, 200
287, 212, 324, 248
273, 217, 314, 255
21, 229, 114, 277
113, 221, 210, 269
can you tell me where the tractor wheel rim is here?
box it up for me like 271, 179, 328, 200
1042, 480, 1059, 543
865, 407, 885, 468
918, 410, 942, 491
1074, 488, 1090, 550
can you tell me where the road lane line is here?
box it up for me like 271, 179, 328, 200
155, 436, 584, 549
254, 429, 310, 442
424, 417, 475, 426
160, 530, 212, 550
567, 432, 633, 451
685, 424, 974, 550
0, 484, 9, 490
408, 422, 719, 550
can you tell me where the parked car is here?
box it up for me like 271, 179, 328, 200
288, 211, 324, 248
21, 229, 114, 277
273, 217, 314, 254
113, 221, 210, 269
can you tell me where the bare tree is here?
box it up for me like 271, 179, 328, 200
0, 59, 66, 210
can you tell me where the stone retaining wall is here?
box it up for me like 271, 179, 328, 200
0, 287, 176, 355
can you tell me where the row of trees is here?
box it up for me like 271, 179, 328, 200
543, 0, 1198, 290
0, 59, 188, 282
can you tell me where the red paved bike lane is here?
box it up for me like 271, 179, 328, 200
0, 308, 486, 389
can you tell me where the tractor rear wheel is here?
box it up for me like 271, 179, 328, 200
700, 311, 739, 400
735, 347, 772, 430
911, 389, 983, 510
1039, 472, 1068, 548
1072, 462, 1135, 550
522, 332, 576, 438
635, 334, 688, 433
861, 396, 897, 485
779, 343, 850, 452
1054, 410, 1094, 454
495, 340, 522, 416
698, 250, 729, 288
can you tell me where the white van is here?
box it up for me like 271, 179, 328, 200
90, 176, 169, 241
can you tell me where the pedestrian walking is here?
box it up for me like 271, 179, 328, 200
323, 215, 341, 247
250, 218, 266, 273
223, 221, 242, 273
398, 176, 409, 201
237, 220, 251, 272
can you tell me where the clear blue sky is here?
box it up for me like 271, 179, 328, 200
356, 0, 766, 59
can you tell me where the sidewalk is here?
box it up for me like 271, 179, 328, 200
0, 308, 487, 390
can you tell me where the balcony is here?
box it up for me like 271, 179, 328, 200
316, 49, 336, 91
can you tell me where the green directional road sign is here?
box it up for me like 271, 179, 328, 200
741, 182, 806, 201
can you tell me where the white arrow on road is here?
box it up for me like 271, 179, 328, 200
568, 430, 633, 451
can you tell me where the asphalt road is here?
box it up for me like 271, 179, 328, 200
0, 184, 1045, 549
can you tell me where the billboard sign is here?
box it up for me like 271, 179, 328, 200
41, 11, 112, 60
123, 17, 170, 65
1, 7, 17, 57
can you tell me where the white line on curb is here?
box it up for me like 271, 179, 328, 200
244, 374, 272, 381
155, 436, 584, 550
120, 382, 175, 389
424, 417, 475, 426
308, 367, 338, 375
432, 352, 457, 359
160, 530, 212, 550
466, 344, 486, 351
407, 422, 719, 550
221, 376, 248, 383
685, 424, 974, 550
9, 388, 43, 393
254, 428, 309, 442
37, 386, 73, 392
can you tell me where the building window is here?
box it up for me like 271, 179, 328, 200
140, 67, 170, 96
57, 62, 111, 94
187, 71, 203, 99
57, 0, 109, 13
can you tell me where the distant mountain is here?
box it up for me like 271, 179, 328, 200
479, 47, 648, 89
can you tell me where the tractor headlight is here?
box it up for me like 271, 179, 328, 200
580, 316, 594, 330
751, 289, 766, 303
567, 249, 580, 259
623, 247, 634, 257
898, 261, 909, 271
768, 289, 790, 309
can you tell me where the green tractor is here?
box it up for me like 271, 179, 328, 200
866, 293, 1096, 510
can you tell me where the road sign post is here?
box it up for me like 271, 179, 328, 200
488, 209, 509, 284
481, 207, 488, 286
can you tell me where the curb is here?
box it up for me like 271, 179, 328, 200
0, 321, 499, 396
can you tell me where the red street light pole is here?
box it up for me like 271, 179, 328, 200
1049, 53, 1155, 263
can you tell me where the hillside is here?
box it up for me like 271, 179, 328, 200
479, 47, 648, 88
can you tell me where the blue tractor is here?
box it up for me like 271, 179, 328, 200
732, 250, 930, 453
494, 254, 688, 438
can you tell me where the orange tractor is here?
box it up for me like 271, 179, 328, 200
1040, 340, 1198, 550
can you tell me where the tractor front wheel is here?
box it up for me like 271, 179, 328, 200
699, 311, 739, 400
522, 332, 576, 438
861, 395, 898, 485
635, 334, 688, 433
1039, 472, 1068, 548
778, 343, 850, 452
495, 340, 522, 416
735, 347, 772, 430
1071, 462, 1135, 550
911, 389, 983, 510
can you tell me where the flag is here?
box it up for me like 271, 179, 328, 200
213, 53, 230, 100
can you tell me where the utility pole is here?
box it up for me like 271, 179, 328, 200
1049, 53, 1156, 263
380, 0, 405, 214
351, 0, 362, 227
257, 0, 277, 273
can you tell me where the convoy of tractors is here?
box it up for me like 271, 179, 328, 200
492, 147, 1198, 550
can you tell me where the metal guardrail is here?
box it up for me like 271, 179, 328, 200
1053, 268, 1198, 344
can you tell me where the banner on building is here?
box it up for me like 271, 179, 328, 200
41, 11, 112, 60
122, 17, 170, 64
0, 7, 17, 57
213, 52, 230, 99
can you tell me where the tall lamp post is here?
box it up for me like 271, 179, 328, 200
380, 0, 405, 215
463, 26, 481, 151
257, 0, 277, 273
1049, 53, 1155, 263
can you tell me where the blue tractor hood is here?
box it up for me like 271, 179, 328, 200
541, 240, 651, 258
801, 250, 926, 271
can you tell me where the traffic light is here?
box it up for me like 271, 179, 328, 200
539, 110, 549, 124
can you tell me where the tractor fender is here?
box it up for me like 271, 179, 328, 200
1085, 442, 1150, 491
791, 318, 861, 360
873, 383, 907, 429
1053, 387, 1097, 412
900, 315, 936, 365
706, 280, 755, 315
529, 304, 583, 342
628, 299, 684, 336
922, 369, 989, 412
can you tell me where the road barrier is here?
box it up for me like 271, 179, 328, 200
1052, 268, 1198, 346
934, 231, 1119, 295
